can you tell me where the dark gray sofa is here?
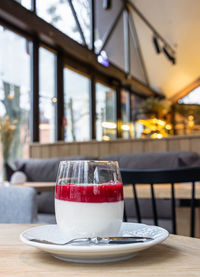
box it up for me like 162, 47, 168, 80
13, 151, 200, 230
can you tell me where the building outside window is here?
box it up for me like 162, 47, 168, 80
64, 68, 90, 142
39, 47, 56, 143
0, 26, 31, 174
96, 83, 117, 141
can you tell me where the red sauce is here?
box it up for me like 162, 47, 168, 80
55, 183, 124, 203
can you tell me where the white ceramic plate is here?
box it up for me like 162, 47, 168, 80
20, 223, 169, 263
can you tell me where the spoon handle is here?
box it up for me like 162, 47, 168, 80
27, 236, 153, 245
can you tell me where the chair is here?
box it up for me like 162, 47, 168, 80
121, 167, 200, 237
0, 186, 37, 223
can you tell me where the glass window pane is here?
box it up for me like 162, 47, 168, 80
36, 0, 82, 44
121, 90, 130, 138
0, 26, 31, 175
131, 94, 143, 138
96, 83, 116, 141
64, 68, 90, 142
14, 0, 32, 10
39, 47, 56, 143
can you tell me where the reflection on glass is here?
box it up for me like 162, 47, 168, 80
121, 90, 130, 139
39, 47, 56, 143
64, 68, 90, 142
96, 83, 116, 141
0, 26, 31, 173
131, 94, 143, 138
36, 0, 82, 44
14, 0, 32, 10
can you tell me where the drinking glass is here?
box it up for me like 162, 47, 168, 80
55, 160, 124, 239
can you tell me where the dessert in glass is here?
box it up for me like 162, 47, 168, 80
55, 160, 124, 239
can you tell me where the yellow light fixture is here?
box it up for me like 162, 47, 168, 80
138, 118, 172, 139
165, 124, 172, 130
121, 124, 130, 131
39, 123, 50, 130
152, 133, 163, 139
102, 135, 110, 141
7, 94, 14, 100
52, 97, 57, 103
188, 115, 194, 120
102, 122, 117, 129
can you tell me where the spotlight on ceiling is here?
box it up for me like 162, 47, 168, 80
152, 35, 161, 54
163, 46, 176, 65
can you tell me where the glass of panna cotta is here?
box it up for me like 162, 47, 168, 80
55, 160, 124, 239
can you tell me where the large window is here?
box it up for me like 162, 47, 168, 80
39, 47, 56, 143
0, 26, 31, 170
64, 68, 90, 142
96, 83, 117, 141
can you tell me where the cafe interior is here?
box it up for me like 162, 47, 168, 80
0, 0, 200, 274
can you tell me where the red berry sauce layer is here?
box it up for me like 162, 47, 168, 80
55, 183, 124, 203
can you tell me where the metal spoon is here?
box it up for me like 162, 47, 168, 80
25, 236, 153, 245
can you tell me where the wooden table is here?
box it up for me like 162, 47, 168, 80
1, 224, 200, 277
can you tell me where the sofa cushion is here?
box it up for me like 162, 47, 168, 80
101, 151, 200, 169
36, 191, 55, 214
0, 186, 37, 223
15, 155, 97, 182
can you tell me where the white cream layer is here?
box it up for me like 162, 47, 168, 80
55, 199, 124, 239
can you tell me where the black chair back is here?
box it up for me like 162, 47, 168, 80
121, 167, 200, 237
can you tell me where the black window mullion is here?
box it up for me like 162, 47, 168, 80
55, 51, 64, 141
90, 0, 95, 51
90, 73, 96, 140
31, 37, 39, 142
